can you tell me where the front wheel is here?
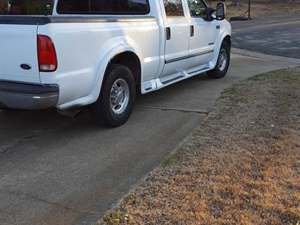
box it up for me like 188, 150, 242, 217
208, 41, 231, 79
93, 64, 136, 127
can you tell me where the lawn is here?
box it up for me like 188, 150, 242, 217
98, 68, 300, 225
208, 0, 300, 18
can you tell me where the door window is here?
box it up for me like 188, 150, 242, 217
163, 0, 184, 17
0, 0, 53, 15
187, 0, 207, 18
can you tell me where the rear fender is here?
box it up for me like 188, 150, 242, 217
58, 36, 143, 110
92, 36, 142, 101
58, 36, 142, 109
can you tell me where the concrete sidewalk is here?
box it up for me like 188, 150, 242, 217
0, 50, 299, 225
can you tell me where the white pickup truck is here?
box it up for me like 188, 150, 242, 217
0, 0, 231, 127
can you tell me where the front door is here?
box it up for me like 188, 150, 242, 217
187, 0, 218, 67
161, 0, 191, 78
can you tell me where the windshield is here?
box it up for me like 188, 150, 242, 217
0, 0, 53, 15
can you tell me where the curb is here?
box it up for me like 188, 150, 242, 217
232, 48, 300, 65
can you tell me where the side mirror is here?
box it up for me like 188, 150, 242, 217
216, 2, 226, 20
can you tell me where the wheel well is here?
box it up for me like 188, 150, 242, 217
109, 52, 141, 93
223, 35, 231, 48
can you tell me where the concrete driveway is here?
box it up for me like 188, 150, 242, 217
0, 51, 299, 225
232, 14, 300, 59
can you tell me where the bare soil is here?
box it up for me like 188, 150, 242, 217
97, 67, 300, 225
207, 1, 300, 18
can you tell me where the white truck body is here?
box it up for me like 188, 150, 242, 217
0, 0, 231, 125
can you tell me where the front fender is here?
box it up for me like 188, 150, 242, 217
211, 20, 232, 68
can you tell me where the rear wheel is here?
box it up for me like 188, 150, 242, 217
208, 41, 231, 79
94, 64, 136, 127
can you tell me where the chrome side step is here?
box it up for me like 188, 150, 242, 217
161, 75, 185, 85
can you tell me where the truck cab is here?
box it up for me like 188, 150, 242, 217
0, 0, 231, 127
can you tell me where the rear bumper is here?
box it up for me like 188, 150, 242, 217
0, 81, 59, 110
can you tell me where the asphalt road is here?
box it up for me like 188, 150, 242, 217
232, 14, 300, 59
0, 51, 298, 225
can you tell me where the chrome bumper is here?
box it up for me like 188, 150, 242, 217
0, 81, 59, 110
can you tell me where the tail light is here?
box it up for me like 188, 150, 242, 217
37, 35, 57, 72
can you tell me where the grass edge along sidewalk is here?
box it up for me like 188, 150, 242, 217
98, 67, 300, 225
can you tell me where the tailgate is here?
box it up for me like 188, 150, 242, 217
0, 24, 40, 83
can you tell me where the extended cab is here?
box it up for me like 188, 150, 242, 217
0, 0, 231, 127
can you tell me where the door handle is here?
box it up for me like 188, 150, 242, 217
166, 27, 171, 40
216, 25, 220, 30
190, 25, 195, 37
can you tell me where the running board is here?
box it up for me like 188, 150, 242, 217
187, 66, 210, 75
141, 64, 213, 94
161, 75, 185, 85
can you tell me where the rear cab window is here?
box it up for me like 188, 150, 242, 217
0, 0, 53, 15
56, 0, 150, 15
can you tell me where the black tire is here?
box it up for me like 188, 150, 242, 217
94, 64, 136, 127
208, 41, 231, 79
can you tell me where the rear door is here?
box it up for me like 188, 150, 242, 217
0, 24, 40, 83
160, 0, 191, 78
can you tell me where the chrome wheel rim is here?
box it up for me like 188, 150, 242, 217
110, 78, 130, 115
218, 49, 228, 72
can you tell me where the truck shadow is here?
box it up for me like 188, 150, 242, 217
0, 73, 212, 151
